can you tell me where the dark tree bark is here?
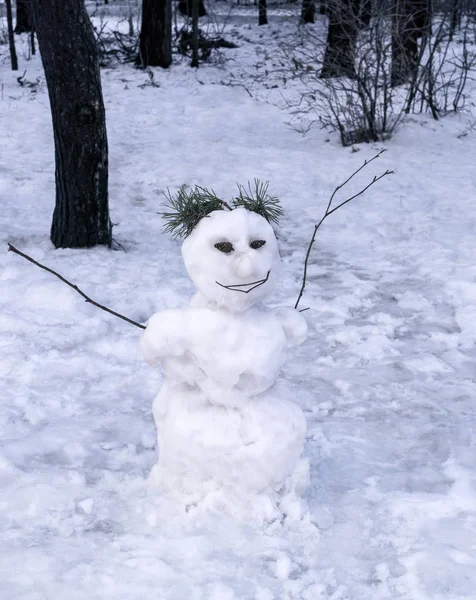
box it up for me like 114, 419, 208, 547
301, 0, 315, 24
321, 0, 360, 78
191, 0, 199, 67
258, 0, 268, 25
359, 0, 372, 26
391, 0, 418, 86
30, 28, 36, 55
177, 0, 206, 17
413, 0, 431, 38
15, 0, 33, 33
32, 0, 111, 248
137, 0, 172, 68
6, 0, 19, 71
391, 0, 430, 87
449, 0, 459, 41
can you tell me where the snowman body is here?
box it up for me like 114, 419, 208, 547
141, 208, 308, 515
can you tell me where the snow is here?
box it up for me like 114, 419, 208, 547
1, 11, 476, 600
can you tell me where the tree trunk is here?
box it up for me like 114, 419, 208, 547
177, 0, 206, 17
32, 0, 111, 248
449, 0, 459, 41
391, 0, 429, 86
191, 0, 199, 67
258, 0, 268, 25
321, 0, 360, 78
6, 0, 19, 70
360, 0, 372, 26
301, 0, 315, 23
413, 0, 431, 38
15, 0, 33, 33
30, 28, 36, 55
137, 0, 172, 68
391, 0, 417, 86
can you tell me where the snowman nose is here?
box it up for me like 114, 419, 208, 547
235, 253, 255, 279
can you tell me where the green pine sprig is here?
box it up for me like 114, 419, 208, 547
160, 180, 283, 238
232, 179, 283, 226
160, 185, 231, 239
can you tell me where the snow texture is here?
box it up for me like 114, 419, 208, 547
141, 207, 308, 519
1, 10, 476, 600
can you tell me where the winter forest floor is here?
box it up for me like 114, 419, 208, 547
1, 7, 476, 600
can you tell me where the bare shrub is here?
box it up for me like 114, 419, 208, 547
405, 15, 476, 118
175, 25, 238, 62
278, 6, 405, 145
93, 16, 140, 66
173, 0, 239, 65
89, 0, 141, 66
276, 1, 476, 145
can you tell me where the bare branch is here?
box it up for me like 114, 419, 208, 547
294, 152, 393, 310
327, 170, 394, 217
7, 244, 146, 330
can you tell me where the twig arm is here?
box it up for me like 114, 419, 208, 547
294, 216, 325, 310
294, 152, 393, 310
327, 170, 394, 217
7, 244, 146, 330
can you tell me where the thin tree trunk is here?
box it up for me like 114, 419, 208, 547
360, 0, 372, 26
449, 0, 459, 41
258, 0, 268, 25
15, 0, 33, 33
191, 0, 199, 67
301, 0, 315, 23
321, 0, 360, 78
391, 0, 429, 86
6, 0, 19, 71
177, 0, 206, 17
413, 0, 431, 38
32, 0, 111, 248
137, 0, 172, 68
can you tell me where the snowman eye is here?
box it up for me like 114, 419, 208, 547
214, 241, 234, 254
250, 240, 266, 249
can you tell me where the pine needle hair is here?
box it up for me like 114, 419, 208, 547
160, 179, 283, 239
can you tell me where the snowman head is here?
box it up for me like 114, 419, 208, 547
161, 182, 283, 312
182, 208, 280, 312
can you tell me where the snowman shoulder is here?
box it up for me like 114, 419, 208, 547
140, 309, 188, 364
272, 306, 308, 347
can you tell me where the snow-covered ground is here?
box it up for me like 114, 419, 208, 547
1, 13, 476, 600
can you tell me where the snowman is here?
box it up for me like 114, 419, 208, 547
141, 186, 309, 520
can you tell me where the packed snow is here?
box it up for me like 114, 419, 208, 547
1, 8, 476, 600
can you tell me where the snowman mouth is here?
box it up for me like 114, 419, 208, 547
216, 271, 270, 294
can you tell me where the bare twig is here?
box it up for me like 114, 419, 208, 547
7, 244, 146, 330
294, 151, 393, 309
457, 119, 476, 139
